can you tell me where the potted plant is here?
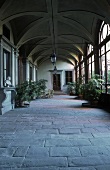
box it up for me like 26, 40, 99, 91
36, 79, 48, 98
67, 82, 75, 95
15, 79, 48, 107
28, 81, 38, 100
84, 74, 104, 105
15, 81, 31, 107
74, 75, 85, 98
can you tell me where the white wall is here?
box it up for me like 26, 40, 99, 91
37, 59, 74, 91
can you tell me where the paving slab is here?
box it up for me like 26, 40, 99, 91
0, 94, 110, 168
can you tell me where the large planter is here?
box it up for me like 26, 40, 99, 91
0, 87, 16, 114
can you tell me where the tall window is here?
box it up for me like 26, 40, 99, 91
99, 21, 110, 93
65, 71, 72, 84
77, 66, 79, 80
80, 56, 85, 80
87, 44, 94, 79
88, 57, 91, 79
92, 55, 95, 75
99, 21, 110, 43
81, 62, 84, 76
30, 66, 33, 81
3, 50, 10, 86
87, 44, 93, 55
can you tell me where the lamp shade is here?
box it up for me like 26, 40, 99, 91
50, 53, 56, 65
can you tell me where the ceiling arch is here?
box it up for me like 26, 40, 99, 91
1, 12, 47, 24
38, 55, 75, 67
0, 0, 110, 65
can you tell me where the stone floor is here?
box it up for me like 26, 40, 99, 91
0, 95, 110, 170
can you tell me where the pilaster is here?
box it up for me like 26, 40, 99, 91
26, 60, 30, 81
33, 65, 36, 81
15, 50, 19, 85
0, 39, 3, 87
11, 48, 15, 87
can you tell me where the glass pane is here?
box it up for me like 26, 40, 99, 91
106, 40, 110, 52
101, 46, 105, 55
87, 44, 93, 55
89, 57, 91, 64
4, 53, 6, 69
101, 54, 106, 82
88, 63, 91, 79
92, 61, 95, 76
102, 24, 107, 40
106, 51, 110, 93
92, 55, 94, 62
108, 25, 110, 36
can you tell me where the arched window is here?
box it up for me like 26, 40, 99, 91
99, 21, 110, 93
99, 21, 110, 43
87, 44, 94, 79
87, 44, 93, 55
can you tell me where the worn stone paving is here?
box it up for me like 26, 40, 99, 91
0, 95, 110, 169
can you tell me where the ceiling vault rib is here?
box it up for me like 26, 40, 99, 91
51, 0, 56, 53
2, 0, 109, 65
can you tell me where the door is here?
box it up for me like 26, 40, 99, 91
53, 74, 61, 91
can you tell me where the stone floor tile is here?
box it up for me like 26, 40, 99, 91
68, 156, 104, 166
59, 128, 81, 134
0, 94, 110, 168
95, 127, 110, 132
60, 167, 96, 170
92, 132, 110, 138
13, 146, 29, 157
22, 157, 68, 167
79, 146, 110, 156
95, 165, 110, 170
0, 147, 16, 157
81, 128, 97, 133
0, 157, 23, 168
59, 168, 81, 170
35, 128, 59, 134
90, 137, 110, 146
50, 147, 81, 157
100, 155, 110, 164
45, 138, 92, 147
10, 139, 45, 147
0, 168, 59, 170
50, 133, 93, 139
26, 146, 49, 158
0, 139, 13, 147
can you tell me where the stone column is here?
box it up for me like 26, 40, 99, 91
36, 68, 38, 81
84, 57, 88, 84
11, 48, 15, 87
73, 69, 75, 82
33, 65, 36, 81
0, 39, 3, 87
75, 60, 77, 81
26, 60, 30, 81
79, 55, 81, 78
15, 50, 19, 86
94, 45, 100, 75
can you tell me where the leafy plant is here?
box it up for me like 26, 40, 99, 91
67, 82, 75, 95
84, 74, 104, 103
75, 75, 84, 95
15, 81, 31, 107
15, 79, 48, 107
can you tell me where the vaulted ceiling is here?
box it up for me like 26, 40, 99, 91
0, 0, 110, 66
